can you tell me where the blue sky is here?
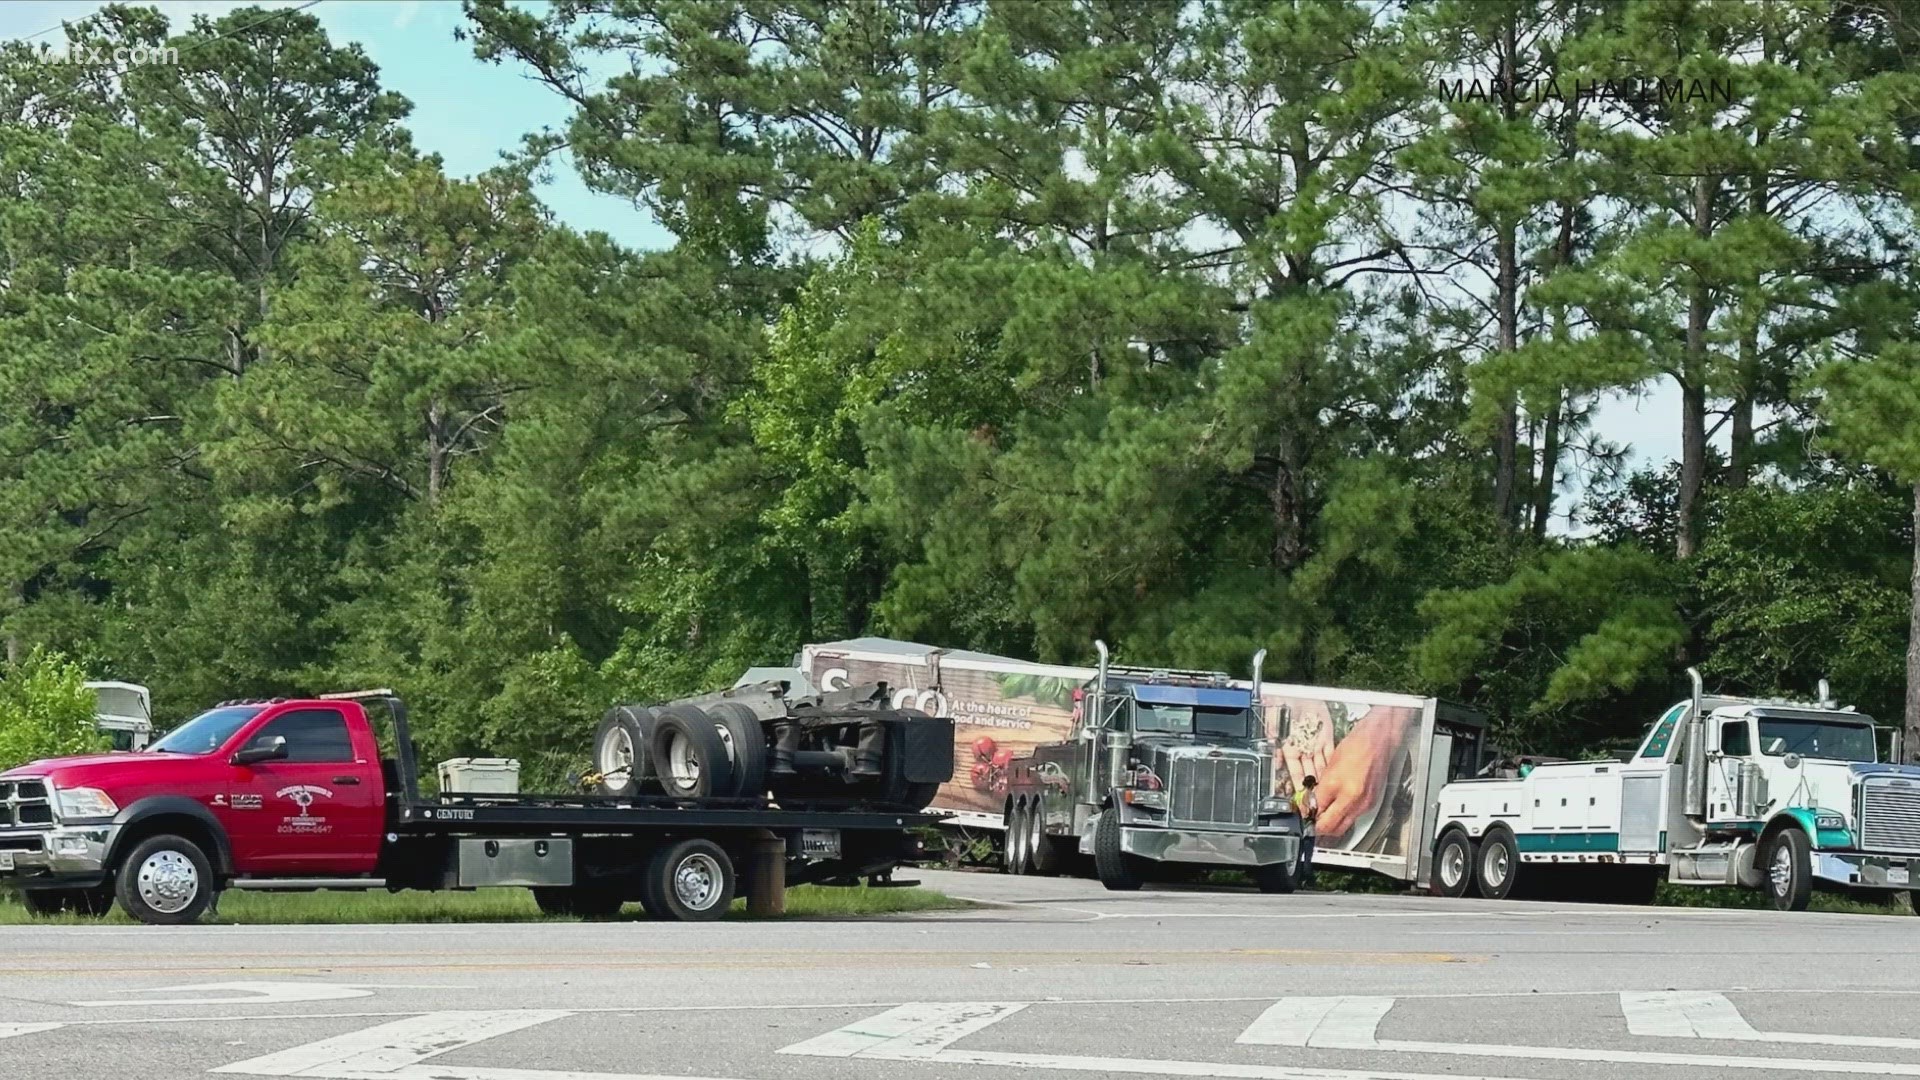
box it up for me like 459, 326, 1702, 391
2, 0, 1687, 505
0, 0, 671, 250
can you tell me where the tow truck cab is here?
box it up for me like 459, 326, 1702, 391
0, 698, 391, 897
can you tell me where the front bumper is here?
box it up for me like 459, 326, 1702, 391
0, 825, 116, 890
1119, 825, 1299, 867
1813, 851, 1920, 890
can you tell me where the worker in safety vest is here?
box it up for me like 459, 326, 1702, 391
1292, 775, 1319, 888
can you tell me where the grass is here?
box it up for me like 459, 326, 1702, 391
0, 882, 968, 925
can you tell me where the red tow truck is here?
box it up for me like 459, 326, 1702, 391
0, 689, 944, 924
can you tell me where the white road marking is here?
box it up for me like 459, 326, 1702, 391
1623, 990, 1920, 1050
922, 1047, 1537, 1080
0, 1022, 63, 1040
73, 981, 382, 1007
1621, 991, 1760, 1039
775, 1001, 1027, 1058
1239, 998, 1396, 1048
215, 1010, 567, 1076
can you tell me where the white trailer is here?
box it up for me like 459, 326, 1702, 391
1430, 671, 1920, 911
756, 638, 1488, 886
84, 681, 151, 751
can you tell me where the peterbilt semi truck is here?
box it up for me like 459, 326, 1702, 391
1430, 671, 1920, 911
1001, 643, 1301, 891
766, 637, 1488, 888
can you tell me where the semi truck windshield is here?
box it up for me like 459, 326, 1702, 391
1757, 717, 1876, 763
1135, 703, 1255, 739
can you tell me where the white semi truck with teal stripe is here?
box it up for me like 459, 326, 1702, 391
1429, 670, 1919, 911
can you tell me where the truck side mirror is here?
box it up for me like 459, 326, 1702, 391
231, 734, 289, 767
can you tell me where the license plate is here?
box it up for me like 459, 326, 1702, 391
0, 851, 13, 872
1891, 866, 1910, 887
801, 829, 841, 859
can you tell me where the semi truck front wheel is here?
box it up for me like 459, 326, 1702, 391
1764, 828, 1812, 911
1093, 811, 1142, 891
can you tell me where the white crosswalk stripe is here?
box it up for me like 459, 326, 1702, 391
1623, 990, 1920, 1050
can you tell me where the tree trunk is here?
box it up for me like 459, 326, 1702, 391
1492, 220, 1519, 525
1728, 390, 1753, 489
1906, 482, 1920, 763
1677, 174, 1716, 560
1728, 155, 1767, 490
1532, 392, 1562, 539
426, 399, 447, 506
1490, 23, 1521, 527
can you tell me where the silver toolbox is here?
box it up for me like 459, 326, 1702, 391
455, 838, 573, 887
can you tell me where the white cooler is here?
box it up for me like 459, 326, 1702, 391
438, 757, 522, 794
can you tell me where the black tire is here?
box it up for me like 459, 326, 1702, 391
20, 886, 114, 917
531, 886, 626, 919
1764, 828, 1813, 912
593, 705, 656, 796
1430, 830, 1477, 898
1254, 859, 1297, 894
114, 833, 215, 925
706, 702, 770, 799
650, 706, 737, 800
641, 838, 736, 921
1474, 828, 1521, 900
896, 781, 941, 811
1093, 810, 1142, 891
1028, 802, 1064, 877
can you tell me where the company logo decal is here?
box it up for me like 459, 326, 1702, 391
274, 785, 334, 834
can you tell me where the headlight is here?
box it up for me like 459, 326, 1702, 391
1815, 814, 1846, 831
56, 787, 118, 819
1120, 789, 1167, 809
1260, 797, 1291, 815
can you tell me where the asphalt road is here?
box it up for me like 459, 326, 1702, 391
5, 869, 1920, 1080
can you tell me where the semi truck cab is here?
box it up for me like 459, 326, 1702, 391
1004, 643, 1300, 891
1431, 671, 1920, 910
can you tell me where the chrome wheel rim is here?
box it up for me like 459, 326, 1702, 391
667, 731, 700, 790
1770, 843, 1793, 894
1009, 806, 1028, 870
1029, 803, 1045, 858
673, 853, 722, 911
600, 727, 634, 778
136, 850, 199, 915
1440, 843, 1466, 889
1484, 845, 1510, 889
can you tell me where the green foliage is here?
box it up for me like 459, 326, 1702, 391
0, 649, 103, 768
0, 0, 1915, 776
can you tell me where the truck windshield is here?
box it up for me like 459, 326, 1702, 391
1135, 704, 1255, 739
148, 706, 265, 755
1757, 717, 1876, 763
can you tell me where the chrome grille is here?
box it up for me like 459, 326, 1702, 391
1861, 778, 1920, 854
1168, 753, 1261, 828
0, 779, 53, 829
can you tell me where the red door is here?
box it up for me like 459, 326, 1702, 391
224, 707, 383, 876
